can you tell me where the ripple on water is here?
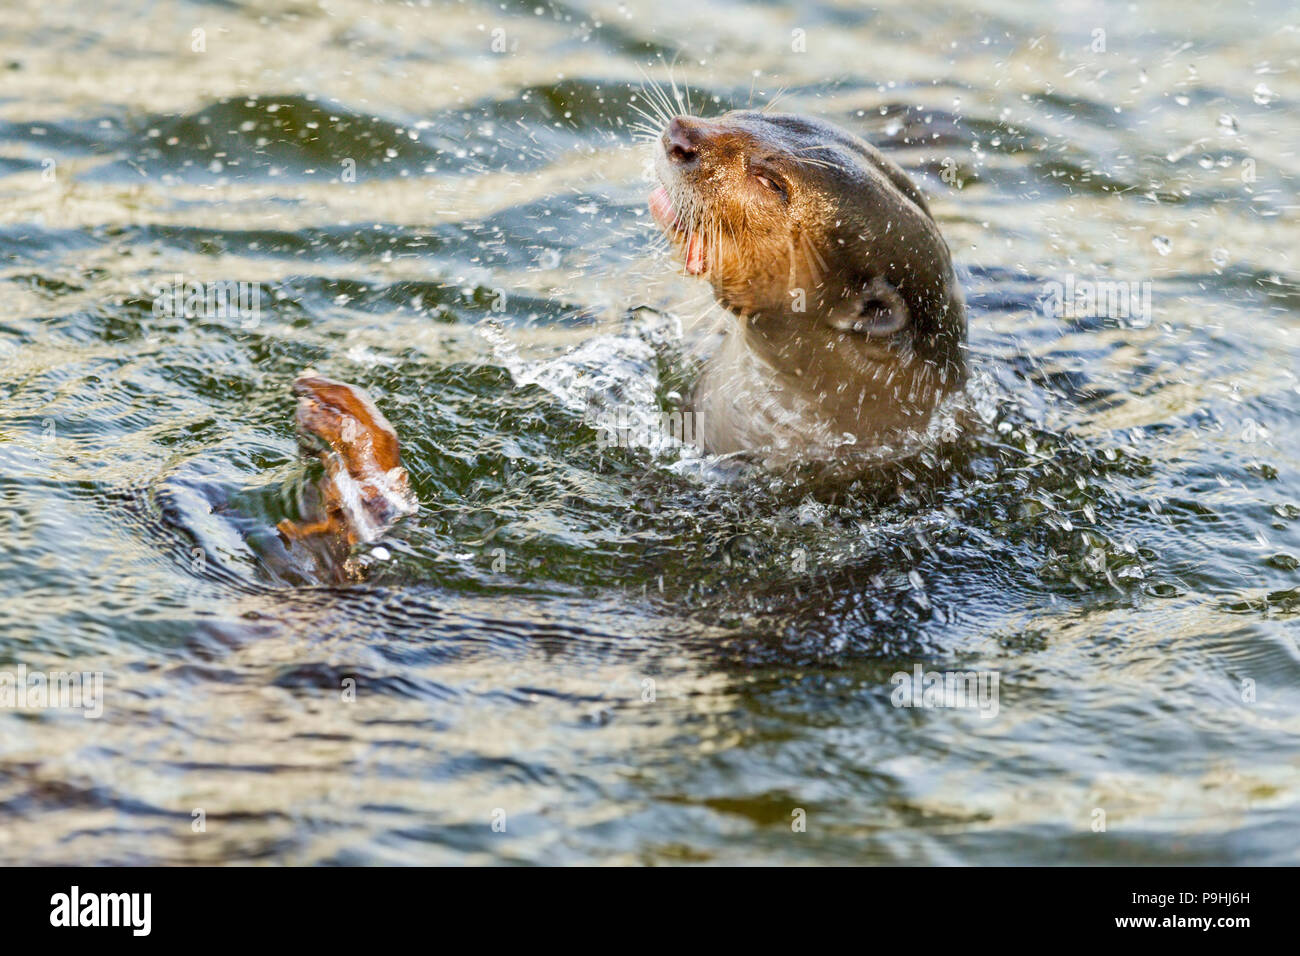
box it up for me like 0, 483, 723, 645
0, 0, 1298, 865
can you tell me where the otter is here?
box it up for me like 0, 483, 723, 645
648, 111, 967, 467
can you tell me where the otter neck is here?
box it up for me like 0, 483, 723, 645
735, 308, 949, 434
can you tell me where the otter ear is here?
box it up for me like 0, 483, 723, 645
823, 276, 910, 336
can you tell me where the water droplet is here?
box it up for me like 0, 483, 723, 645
1152, 235, 1173, 256
1217, 113, 1239, 135
1211, 247, 1230, 267
1252, 83, 1277, 105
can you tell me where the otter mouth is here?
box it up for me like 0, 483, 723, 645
649, 184, 707, 275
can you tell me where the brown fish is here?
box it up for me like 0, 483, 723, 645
277, 371, 417, 558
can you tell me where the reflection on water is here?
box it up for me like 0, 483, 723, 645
0, 0, 1297, 864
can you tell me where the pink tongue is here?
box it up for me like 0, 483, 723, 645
685, 232, 706, 275
649, 186, 675, 227
649, 186, 706, 275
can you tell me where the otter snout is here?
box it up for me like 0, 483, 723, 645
663, 117, 700, 166
659, 115, 734, 171
653, 115, 741, 277
662, 114, 731, 167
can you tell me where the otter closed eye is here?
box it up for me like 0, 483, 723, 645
752, 171, 786, 197
648, 110, 967, 469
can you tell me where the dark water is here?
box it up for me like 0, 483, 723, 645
1, 0, 1297, 864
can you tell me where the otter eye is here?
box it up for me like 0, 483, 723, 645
752, 170, 787, 199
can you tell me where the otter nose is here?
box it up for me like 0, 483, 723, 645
663, 116, 701, 165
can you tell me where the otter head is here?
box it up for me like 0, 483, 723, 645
650, 111, 966, 393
